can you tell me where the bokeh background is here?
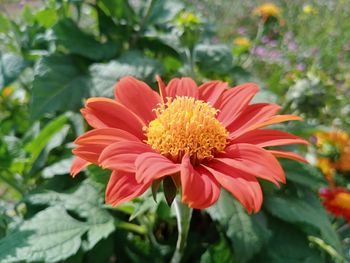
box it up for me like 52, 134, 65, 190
0, 0, 349, 262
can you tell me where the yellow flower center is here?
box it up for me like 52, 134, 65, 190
145, 96, 228, 164
331, 192, 350, 210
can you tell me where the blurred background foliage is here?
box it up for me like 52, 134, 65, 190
0, 0, 349, 262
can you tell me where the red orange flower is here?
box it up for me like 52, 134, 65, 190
319, 187, 350, 222
71, 76, 307, 213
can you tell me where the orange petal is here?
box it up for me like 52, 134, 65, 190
217, 83, 259, 127
82, 97, 145, 139
74, 128, 139, 145
204, 160, 263, 213
249, 114, 303, 130
228, 103, 281, 138
156, 75, 167, 104
114, 76, 160, 124
166, 77, 198, 99
135, 152, 181, 184
72, 144, 106, 163
106, 171, 151, 206
70, 157, 89, 177
198, 80, 228, 106
268, 150, 308, 163
180, 155, 220, 209
99, 141, 153, 172
217, 143, 285, 184
231, 129, 308, 147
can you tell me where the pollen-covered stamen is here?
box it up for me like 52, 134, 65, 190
145, 96, 228, 164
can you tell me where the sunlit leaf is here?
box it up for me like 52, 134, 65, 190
31, 55, 90, 119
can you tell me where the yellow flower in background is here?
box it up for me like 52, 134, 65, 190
303, 4, 317, 15
315, 131, 350, 179
233, 37, 252, 49
253, 3, 282, 21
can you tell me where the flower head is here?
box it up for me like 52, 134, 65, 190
253, 3, 282, 21
71, 76, 307, 213
320, 187, 350, 222
315, 131, 350, 179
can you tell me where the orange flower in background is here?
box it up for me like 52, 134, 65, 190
71, 76, 307, 213
253, 3, 282, 21
320, 187, 350, 222
315, 131, 350, 180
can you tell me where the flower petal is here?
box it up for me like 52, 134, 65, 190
70, 157, 89, 177
230, 129, 308, 147
227, 103, 281, 138
269, 150, 308, 163
106, 171, 151, 206
204, 160, 263, 213
166, 77, 198, 99
74, 128, 140, 145
135, 152, 181, 184
99, 141, 154, 172
217, 83, 259, 127
198, 80, 228, 106
72, 144, 106, 163
181, 155, 220, 209
81, 97, 145, 139
248, 115, 303, 130
114, 76, 161, 124
216, 143, 285, 185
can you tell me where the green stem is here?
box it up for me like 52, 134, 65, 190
170, 199, 192, 263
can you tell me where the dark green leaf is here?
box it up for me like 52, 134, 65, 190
53, 18, 119, 60
252, 219, 324, 263
200, 234, 234, 263
31, 55, 90, 119
146, 0, 183, 25
264, 191, 342, 253
207, 190, 271, 263
163, 177, 177, 206
194, 44, 233, 75
282, 159, 327, 190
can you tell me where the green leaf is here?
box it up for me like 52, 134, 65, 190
0, 53, 27, 89
53, 18, 119, 60
0, 206, 87, 262
194, 44, 233, 75
24, 114, 69, 165
31, 55, 90, 119
282, 159, 327, 190
146, 0, 183, 25
35, 8, 58, 28
200, 234, 234, 263
264, 191, 342, 253
26, 179, 115, 249
207, 190, 271, 263
252, 219, 324, 263
89, 52, 163, 97
41, 157, 74, 178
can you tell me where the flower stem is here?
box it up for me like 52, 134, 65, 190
170, 199, 192, 263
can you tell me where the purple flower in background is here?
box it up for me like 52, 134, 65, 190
296, 63, 306, 71
251, 46, 268, 57
237, 27, 247, 35
288, 42, 298, 51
